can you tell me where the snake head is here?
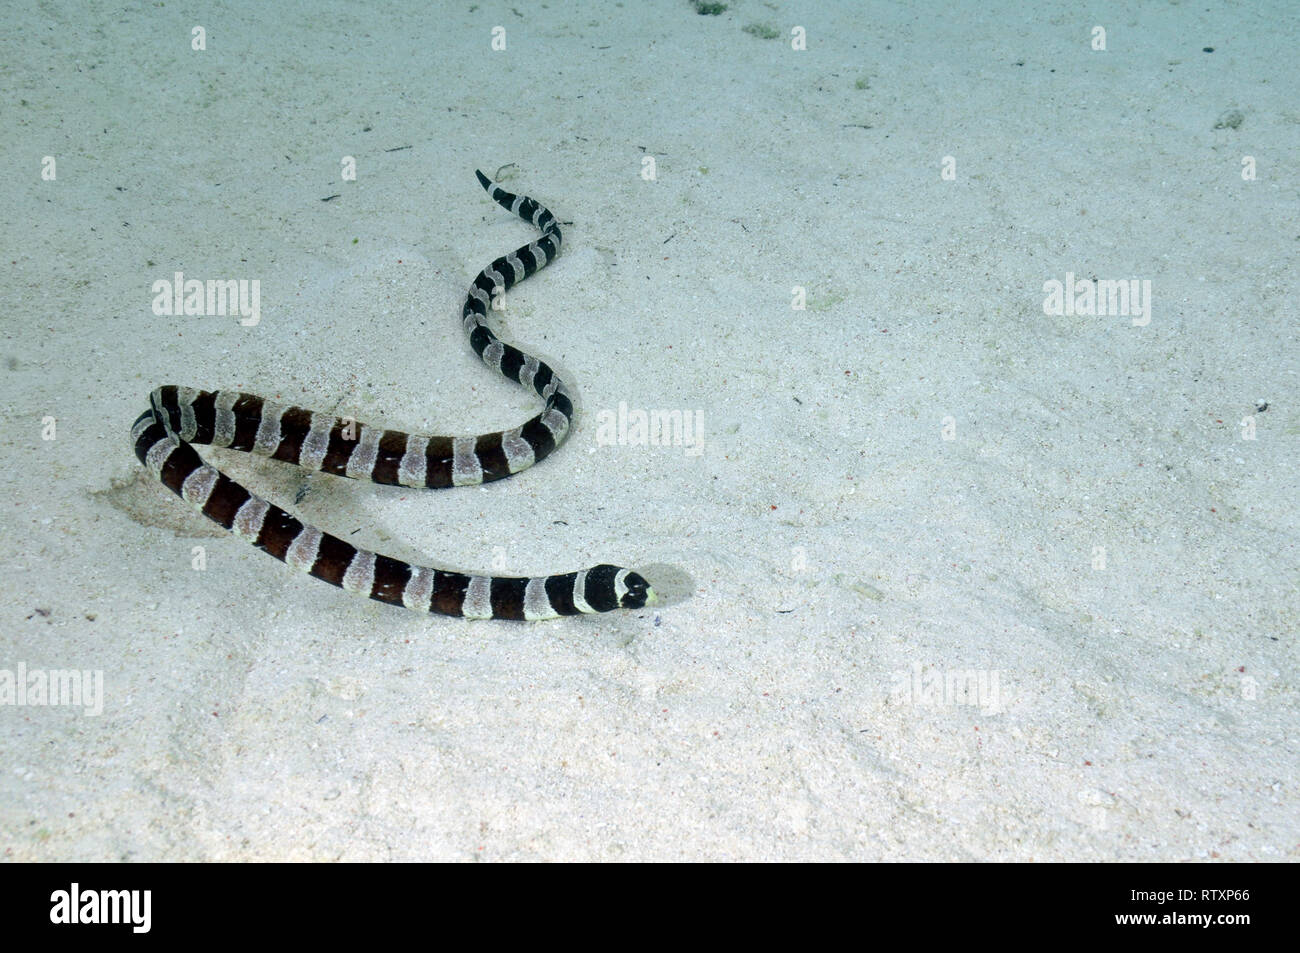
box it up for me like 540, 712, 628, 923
617, 570, 654, 610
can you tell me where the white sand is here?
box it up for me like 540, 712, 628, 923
1, 0, 1296, 861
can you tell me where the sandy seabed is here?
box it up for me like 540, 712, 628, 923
1, 1, 1296, 861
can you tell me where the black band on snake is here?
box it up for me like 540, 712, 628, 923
132, 170, 653, 620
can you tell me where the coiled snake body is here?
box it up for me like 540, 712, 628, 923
132, 171, 653, 620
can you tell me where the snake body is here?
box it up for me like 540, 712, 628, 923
131, 170, 652, 620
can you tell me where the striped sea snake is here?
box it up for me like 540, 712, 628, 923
132, 170, 653, 620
